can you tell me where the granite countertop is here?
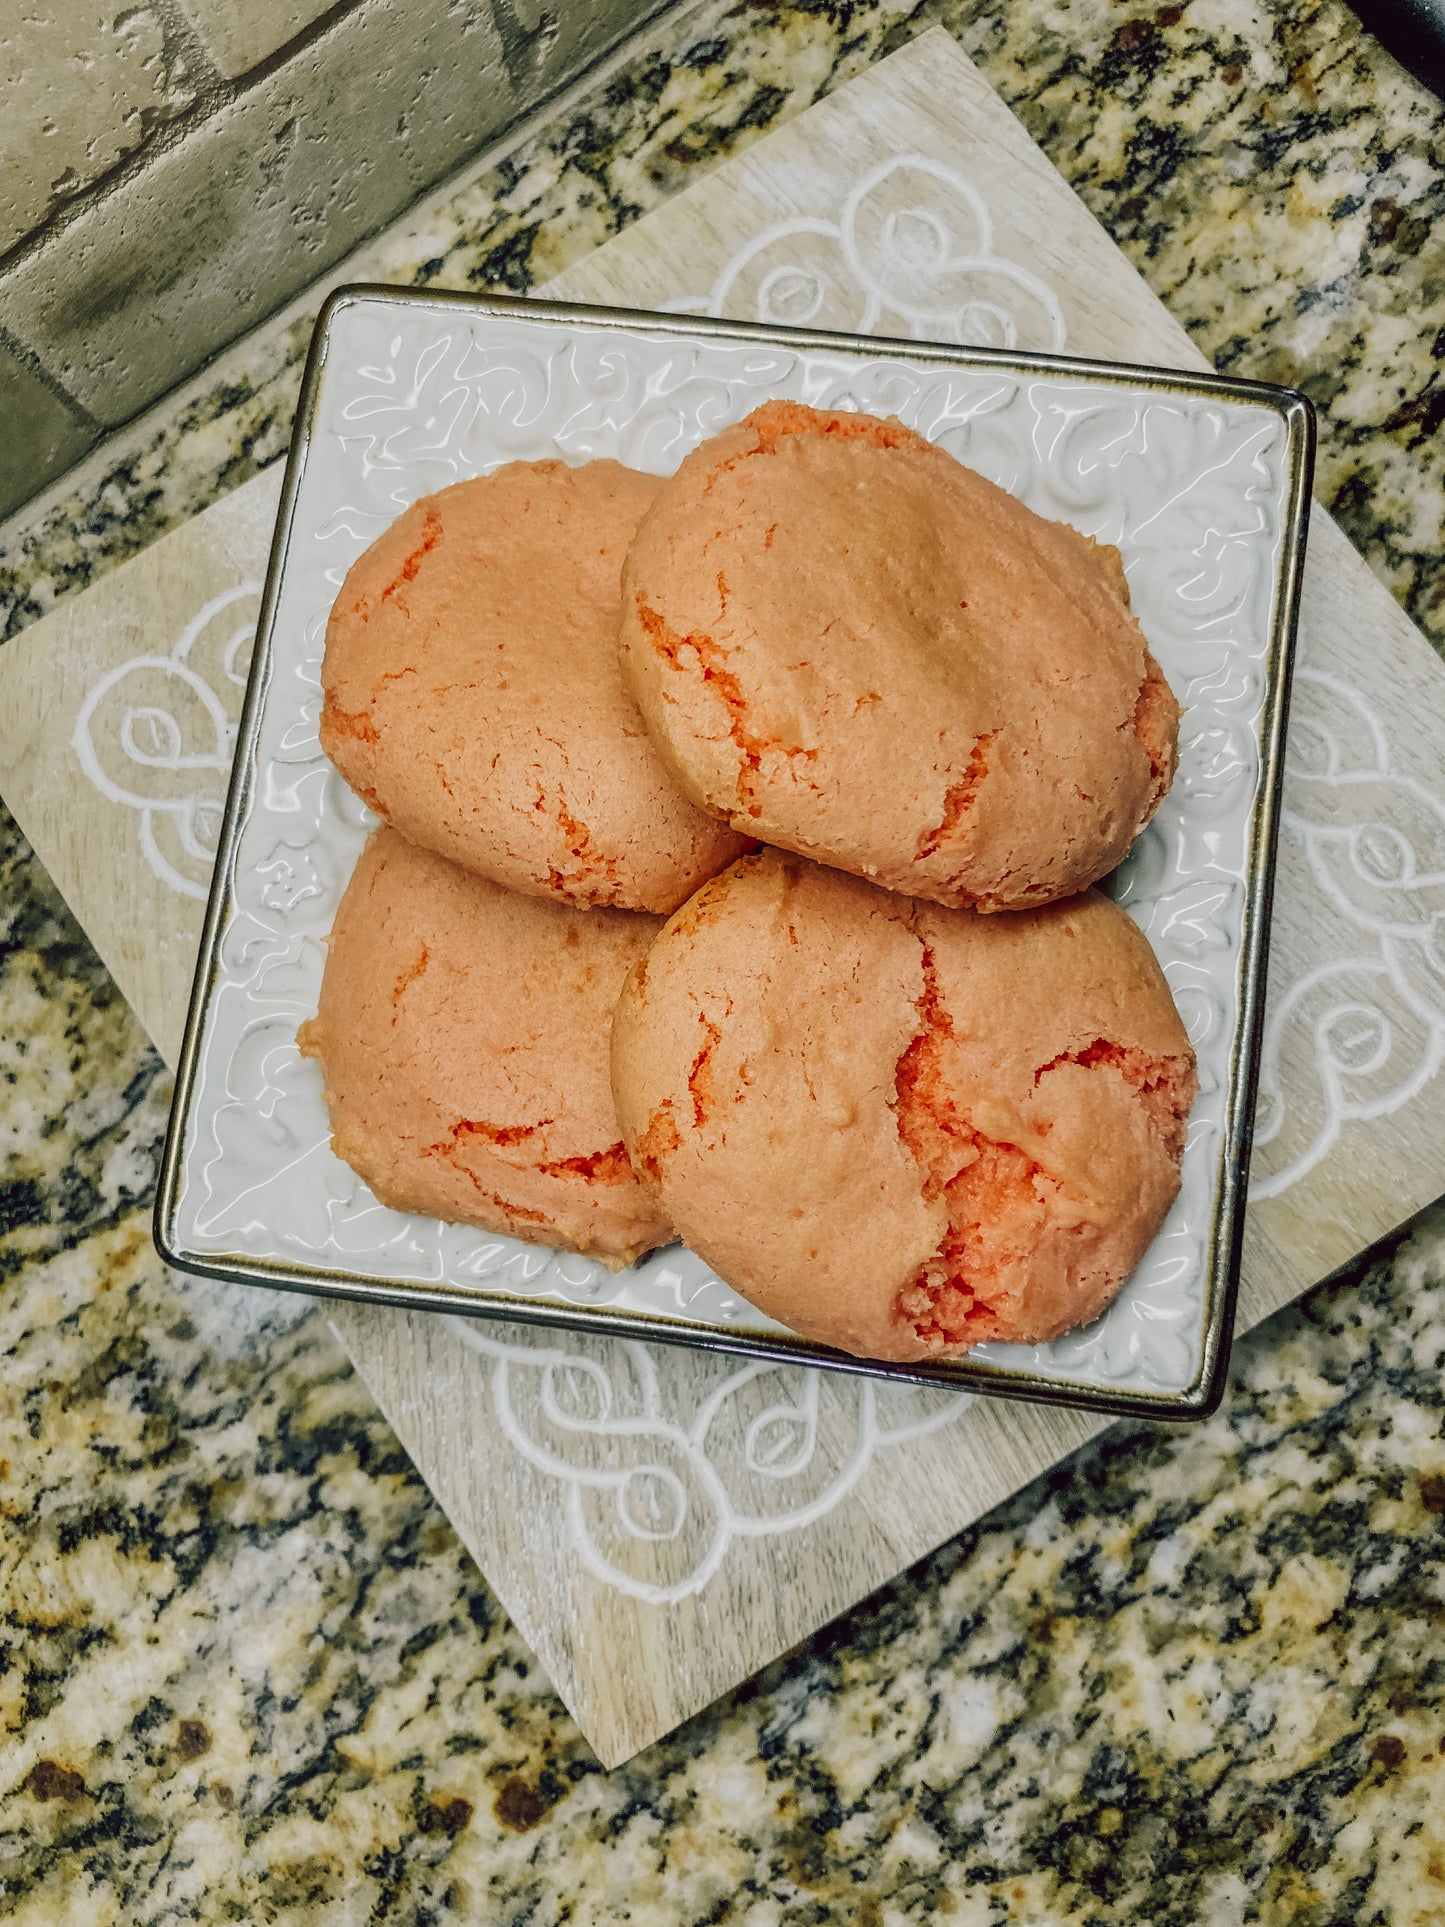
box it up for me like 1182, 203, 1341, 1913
2, 0, 1444, 1919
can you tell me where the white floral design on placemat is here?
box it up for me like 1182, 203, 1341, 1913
72, 583, 261, 899
663, 154, 1067, 353
447, 1317, 964, 1604
1250, 667, 1445, 1198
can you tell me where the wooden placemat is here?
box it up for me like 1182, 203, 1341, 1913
2, 30, 1442, 1766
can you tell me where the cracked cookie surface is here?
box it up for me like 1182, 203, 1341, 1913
611, 850, 1196, 1358
298, 827, 671, 1265
619, 402, 1179, 910
320, 460, 749, 911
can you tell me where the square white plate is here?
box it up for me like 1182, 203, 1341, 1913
156, 288, 1313, 1420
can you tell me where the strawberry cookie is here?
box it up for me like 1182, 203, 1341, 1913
610, 851, 1196, 1357
619, 402, 1179, 911
300, 827, 672, 1266
320, 460, 748, 912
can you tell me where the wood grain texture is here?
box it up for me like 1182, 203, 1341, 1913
1, 30, 1441, 1765
330, 1302, 1105, 1765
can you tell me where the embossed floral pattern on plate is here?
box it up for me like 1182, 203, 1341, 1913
158, 291, 1310, 1414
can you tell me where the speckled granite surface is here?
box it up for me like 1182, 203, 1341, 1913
2, 0, 1444, 1919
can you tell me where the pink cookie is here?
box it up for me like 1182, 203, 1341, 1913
320, 460, 749, 912
611, 850, 1197, 1359
619, 402, 1179, 911
299, 827, 672, 1266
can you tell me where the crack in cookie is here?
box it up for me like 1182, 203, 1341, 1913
915, 731, 996, 867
